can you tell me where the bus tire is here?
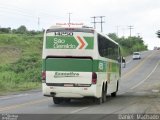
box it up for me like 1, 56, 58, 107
95, 88, 103, 104
64, 98, 71, 103
111, 81, 119, 97
95, 97, 102, 104
111, 91, 117, 97
102, 85, 107, 103
53, 97, 62, 104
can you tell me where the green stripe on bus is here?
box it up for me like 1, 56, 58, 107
42, 59, 119, 72
112, 63, 118, 72
42, 59, 99, 72
45, 58, 93, 72
84, 37, 94, 49
92, 60, 99, 72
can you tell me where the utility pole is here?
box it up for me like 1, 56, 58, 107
91, 16, 96, 29
116, 25, 120, 37
91, 16, 105, 32
38, 17, 40, 30
122, 27, 125, 38
137, 33, 140, 37
99, 16, 105, 32
68, 13, 72, 27
128, 25, 134, 37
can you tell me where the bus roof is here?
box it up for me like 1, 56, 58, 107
46, 26, 95, 33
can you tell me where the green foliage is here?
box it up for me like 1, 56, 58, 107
108, 33, 148, 56
0, 27, 11, 33
156, 30, 160, 38
0, 26, 43, 35
108, 33, 118, 40
16, 25, 28, 34
0, 33, 43, 94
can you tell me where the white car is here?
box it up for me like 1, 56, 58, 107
133, 52, 141, 60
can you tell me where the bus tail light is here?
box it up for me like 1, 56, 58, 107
92, 72, 97, 84
42, 71, 46, 83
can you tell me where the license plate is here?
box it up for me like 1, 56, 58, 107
64, 84, 73, 87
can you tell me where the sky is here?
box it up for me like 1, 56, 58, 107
0, 0, 160, 49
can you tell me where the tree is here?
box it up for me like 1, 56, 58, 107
16, 25, 28, 34
0, 27, 11, 33
107, 33, 148, 56
108, 33, 118, 41
156, 30, 160, 38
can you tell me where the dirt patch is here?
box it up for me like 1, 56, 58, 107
0, 46, 21, 64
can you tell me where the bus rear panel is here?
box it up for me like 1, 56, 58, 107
42, 27, 121, 104
42, 27, 98, 98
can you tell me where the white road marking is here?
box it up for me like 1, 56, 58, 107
152, 89, 159, 93
70, 107, 89, 114
131, 60, 160, 89
0, 93, 29, 100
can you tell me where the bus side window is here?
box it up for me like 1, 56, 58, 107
98, 34, 119, 60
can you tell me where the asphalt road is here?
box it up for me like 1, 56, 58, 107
0, 50, 160, 116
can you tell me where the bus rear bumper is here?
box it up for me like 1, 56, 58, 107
42, 83, 99, 98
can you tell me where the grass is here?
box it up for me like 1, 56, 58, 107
0, 46, 21, 64
0, 33, 43, 95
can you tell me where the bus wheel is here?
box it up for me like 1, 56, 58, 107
64, 98, 71, 103
95, 89, 103, 104
95, 97, 102, 104
53, 97, 62, 104
111, 81, 119, 97
111, 91, 117, 97
102, 86, 107, 102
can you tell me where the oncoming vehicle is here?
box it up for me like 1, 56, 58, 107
42, 26, 121, 104
132, 52, 141, 60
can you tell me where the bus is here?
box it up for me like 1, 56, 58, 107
42, 26, 121, 104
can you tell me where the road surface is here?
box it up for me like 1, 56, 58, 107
0, 50, 160, 117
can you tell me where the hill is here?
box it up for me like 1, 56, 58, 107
0, 34, 42, 95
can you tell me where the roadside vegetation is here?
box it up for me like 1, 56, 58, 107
108, 33, 148, 56
0, 26, 43, 95
156, 30, 160, 38
0, 26, 148, 95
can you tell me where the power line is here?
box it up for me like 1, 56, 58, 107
91, 16, 97, 29
99, 16, 105, 32
116, 25, 120, 37
122, 27, 126, 37
68, 12, 72, 27
0, 4, 66, 19
91, 16, 105, 32
0, 4, 66, 23
128, 25, 134, 37
137, 33, 140, 37
38, 17, 40, 30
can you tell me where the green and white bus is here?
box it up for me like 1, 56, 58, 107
42, 26, 121, 104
